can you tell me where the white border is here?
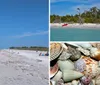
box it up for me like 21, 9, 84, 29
49, 0, 50, 84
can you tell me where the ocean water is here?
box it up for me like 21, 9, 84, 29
51, 28, 100, 41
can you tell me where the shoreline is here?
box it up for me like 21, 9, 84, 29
51, 23, 100, 29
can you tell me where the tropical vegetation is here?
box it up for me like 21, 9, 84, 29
50, 7, 100, 23
9, 46, 48, 51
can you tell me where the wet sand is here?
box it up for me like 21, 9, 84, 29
0, 49, 48, 85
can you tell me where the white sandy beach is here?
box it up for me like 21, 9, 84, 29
0, 49, 48, 85
51, 23, 100, 29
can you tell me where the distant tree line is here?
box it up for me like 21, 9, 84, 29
50, 7, 100, 23
9, 46, 48, 51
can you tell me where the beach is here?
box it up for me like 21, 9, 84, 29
0, 49, 48, 85
51, 23, 100, 29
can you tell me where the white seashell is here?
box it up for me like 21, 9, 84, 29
76, 43, 92, 49
58, 60, 74, 72
62, 70, 84, 82
50, 80, 56, 85
72, 80, 79, 85
77, 47, 90, 56
52, 71, 62, 81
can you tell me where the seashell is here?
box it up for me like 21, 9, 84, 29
90, 48, 100, 60
58, 48, 71, 60
62, 70, 84, 82
50, 80, 56, 85
80, 76, 92, 85
52, 71, 62, 81
98, 61, 100, 67
55, 79, 64, 85
64, 83, 72, 85
77, 47, 90, 56
50, 43, 63, 61
91, 79, 95, 85
75, 56, 98, 78
91, 43, 100, 50
58, 60, 74, 72
76, 43, 92, 49
74, 58, 86, 72
50, 63, 59, 78
72, 80, 79, 85
95, 75, 100, 85
68, 46, 81, 61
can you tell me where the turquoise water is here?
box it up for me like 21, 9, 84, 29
51, 28, 100, 41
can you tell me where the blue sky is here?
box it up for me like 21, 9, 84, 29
51, 0, 100, 15
0, 0, 48, 48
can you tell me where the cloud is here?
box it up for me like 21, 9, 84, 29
12, 30, 48, 38
51, 0, 95, 3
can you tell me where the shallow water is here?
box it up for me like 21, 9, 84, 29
51, 28, 100, 41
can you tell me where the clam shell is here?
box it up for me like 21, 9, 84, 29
62, 70, 84, 82
52, 71, 62, 81
75, 56, 98, 78
58, 60, 74, 72
50, 63, 59, 78
50, 43, 63, 61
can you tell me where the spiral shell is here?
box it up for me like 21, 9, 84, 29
75, 56, 98, 78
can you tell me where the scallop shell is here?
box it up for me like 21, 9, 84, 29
52, 71, 62, 81
50, 63, 59, 78
58, 60, 74, 72
75, 56, 98, 78
62, 70, 84, 82
50, 43, 63, 61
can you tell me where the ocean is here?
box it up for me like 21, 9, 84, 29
51, 28, 100, 41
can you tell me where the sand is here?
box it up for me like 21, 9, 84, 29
0, 49, 48, 85
51, 23, 100, 29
